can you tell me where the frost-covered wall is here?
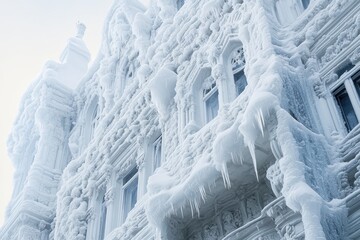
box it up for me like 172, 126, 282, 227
3, 0, 360, 239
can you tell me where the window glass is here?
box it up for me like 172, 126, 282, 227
353, 76, 360, 98
123, 168, 138, 220
231, 47, 247, 96
234, 70, 247, 96
335, 87, 359, 132
153, 136, 162, 171
98, 196, 107, 240
205, 90, 219, 123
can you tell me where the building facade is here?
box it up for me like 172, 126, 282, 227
2, 0, 360, 239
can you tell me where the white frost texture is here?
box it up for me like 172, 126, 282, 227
2, 0, 360, 240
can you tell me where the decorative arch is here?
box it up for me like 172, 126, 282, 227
217, 37, 248, 104
182, 67, 213, 133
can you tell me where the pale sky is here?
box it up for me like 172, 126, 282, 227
0, 0, 149, 227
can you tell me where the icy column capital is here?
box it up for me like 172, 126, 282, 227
76, 22, 86, 39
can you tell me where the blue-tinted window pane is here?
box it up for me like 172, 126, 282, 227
335, 88, 358, 132
205, 90, 219, 122
99, 197, 107, 240
153, 136, 162, 171
124, 177, 138, 219
123, 167, 137, 185
234, 70, 247, 96
353, 76, 360, 99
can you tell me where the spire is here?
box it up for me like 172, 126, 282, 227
76, 22, 86, 39
57, 22, 91, 90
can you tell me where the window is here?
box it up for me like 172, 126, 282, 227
231, 47, 247, 97
152, 135, 162, 171
122, 167, 138, 221
203, 80, 219, 123
330, 70, 360, 133
98, 196, 107, 240
334, 86, 359, 132
353, 73, 360, 97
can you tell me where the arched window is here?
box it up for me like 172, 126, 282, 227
203, 77, 219, 123
230, 47, 247, 97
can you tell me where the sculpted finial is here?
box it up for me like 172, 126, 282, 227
76, 21, 86, 39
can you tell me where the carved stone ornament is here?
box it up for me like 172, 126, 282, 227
212, 64, 226, 82
203, 223, 220, 240
323, 72, 338, 84
281, 224, 299, 240
266, 161, 284, 197
231, 47, 246, 71
350, 46, 360, 64
313, 80, 326, 98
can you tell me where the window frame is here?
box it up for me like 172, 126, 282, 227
152, 135, 163, 172
230, 47, 247, 98
328, 68, 360, 134
121, 167, 139, 222
203, 80, 219, 124
98, 195, 107, 240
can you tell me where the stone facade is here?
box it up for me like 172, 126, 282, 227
2, 0, 360, 239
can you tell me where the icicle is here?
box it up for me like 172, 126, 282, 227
258, 109, 265, 137
239, 153, 244, 165
190, 200, 194, 217
194, 198, 200, 218
247, 141, 259, 181
221, 164, 231, 188
180, 206, 184, 218
199, 185, 207, 202
230, 152, 235, 164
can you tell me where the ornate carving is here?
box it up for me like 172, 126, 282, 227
245, 194, 261, 220
323, 72, 338, 84
212, 64, 226, 82
321, 15, 360, 66
313, 80, 326, 98
282, 224, 296, 240
350, 46, 360, 64
222, 210, 243, 234
203, 223, 220, 240
338, 171, 352, 196
266, 161, 284, 197
231, 47, 246, 71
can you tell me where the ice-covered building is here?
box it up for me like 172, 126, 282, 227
2, 0, 360, 239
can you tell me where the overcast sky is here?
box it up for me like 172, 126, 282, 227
0, 0, 149, 227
